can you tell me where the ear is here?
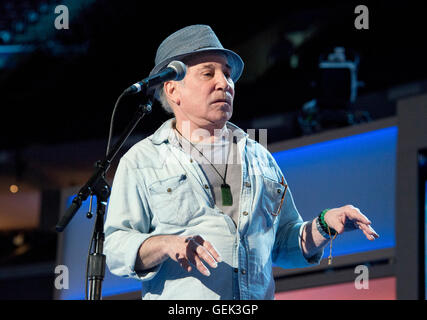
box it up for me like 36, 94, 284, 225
163, 81, 180, 106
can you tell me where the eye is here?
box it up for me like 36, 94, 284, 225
201, 70, 213, 78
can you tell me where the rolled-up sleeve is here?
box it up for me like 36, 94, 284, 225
104, 157, 160, 281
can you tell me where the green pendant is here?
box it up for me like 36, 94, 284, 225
221, 183, 233, 206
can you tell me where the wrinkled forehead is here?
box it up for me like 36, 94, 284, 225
182, 52, 231, 71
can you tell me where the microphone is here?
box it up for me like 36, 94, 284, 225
124, 60, 186, 95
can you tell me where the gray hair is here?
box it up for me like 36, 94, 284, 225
157, 86, 174, 114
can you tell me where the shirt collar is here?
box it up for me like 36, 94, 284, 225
150, 118, 248, 146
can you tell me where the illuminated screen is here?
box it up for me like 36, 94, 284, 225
272, 126, 397, 257
56, 196, 142, 300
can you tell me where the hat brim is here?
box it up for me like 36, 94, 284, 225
149, 47, 244, 96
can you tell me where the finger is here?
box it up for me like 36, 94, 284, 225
367, 225, 379, 239
356, 222, 379, 240
195, 255, 211, 276
360, 223, 379, 238
176, 254, 192, 272
345, 206, 371, 225
187, 251, 211, 276
193, 235, 222, 263
189, 239, 218, 269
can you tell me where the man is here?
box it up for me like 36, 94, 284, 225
104, 25, 379, 300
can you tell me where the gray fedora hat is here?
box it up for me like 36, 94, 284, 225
150, 25, 244, 86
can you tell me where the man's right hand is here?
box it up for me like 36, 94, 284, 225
136, 234, 222, 277
170, 235, 222, 276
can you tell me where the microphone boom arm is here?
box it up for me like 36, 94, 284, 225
55, 94, 153, 300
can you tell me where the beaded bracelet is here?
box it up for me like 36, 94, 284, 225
318, 209, 338, 237
315, 216, 332, 239
316, 209, 338, 265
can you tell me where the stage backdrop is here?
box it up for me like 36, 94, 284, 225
273, 125, 396, 258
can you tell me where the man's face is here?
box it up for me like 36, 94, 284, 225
168, 53, 235, 129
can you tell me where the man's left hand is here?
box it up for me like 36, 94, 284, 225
323, 205, 379, 240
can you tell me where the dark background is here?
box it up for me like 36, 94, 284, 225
1, 0, 426, 150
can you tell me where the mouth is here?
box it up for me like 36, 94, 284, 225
212, 98, 232, 105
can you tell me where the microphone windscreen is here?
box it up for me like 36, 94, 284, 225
167, 60, 187, 81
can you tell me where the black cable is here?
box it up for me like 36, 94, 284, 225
106, 91, 127, 156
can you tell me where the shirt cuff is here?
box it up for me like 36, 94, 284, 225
130, 234, 163, 281
105, 232, 163, 282
298, 221, 324, 265
276, 221, 323, 269
134, 264, 162, 281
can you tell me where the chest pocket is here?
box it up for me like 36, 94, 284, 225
260, 175, 287, 228
148, 174, 199, 226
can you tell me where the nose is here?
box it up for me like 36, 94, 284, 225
215, 71, 234, 94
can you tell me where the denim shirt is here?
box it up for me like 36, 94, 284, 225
104, 118, 322, 300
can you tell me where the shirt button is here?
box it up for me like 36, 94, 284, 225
244, 181, 251, 188
277, 188, 282, 194
204, 184, 209, 189
190, 159, 193, 163
242, 211, 248, 216
167, 188, 172, 193
241, 269, 246, 275
233, 268, 238, 273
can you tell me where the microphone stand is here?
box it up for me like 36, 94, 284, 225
56, 93, 152, 300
